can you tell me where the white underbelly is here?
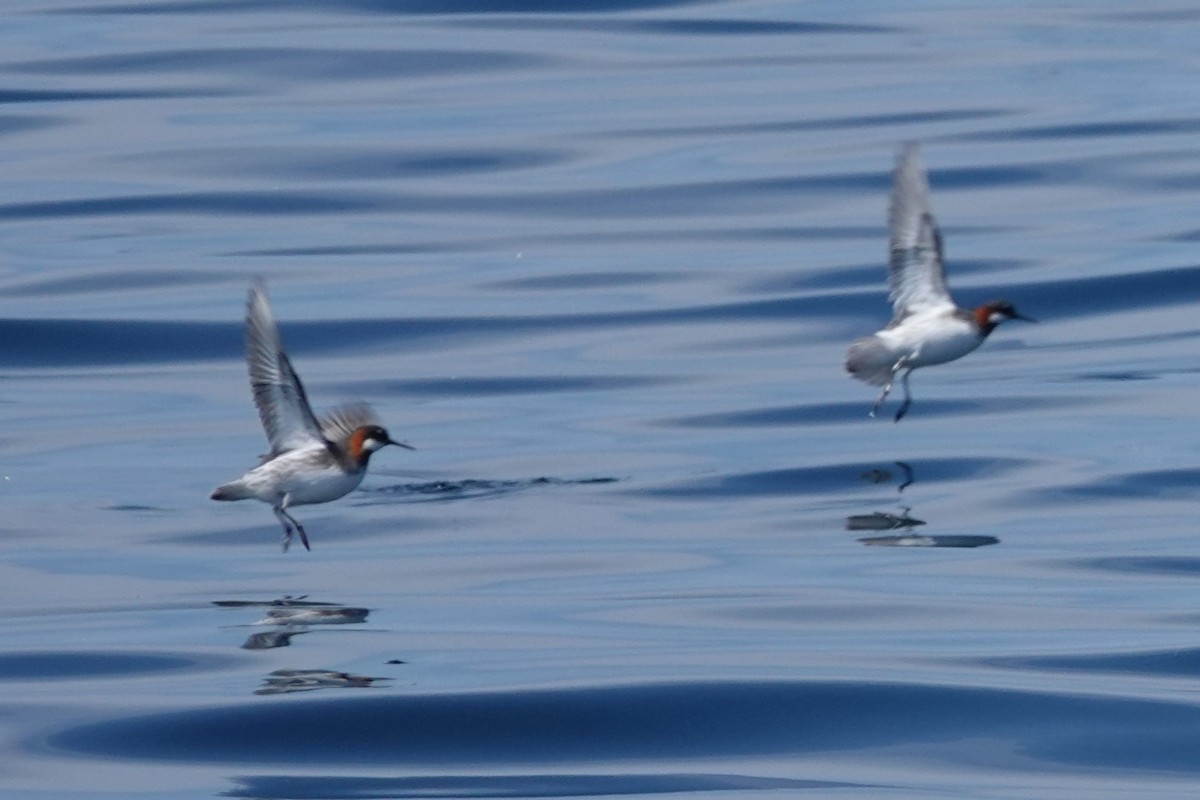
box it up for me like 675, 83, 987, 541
879, 319, 982, 368
241, 451, 364, 506
280, 467, 363, 505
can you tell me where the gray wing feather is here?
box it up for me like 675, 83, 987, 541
245, 280, 326, 456
887, 144, 954, 321
319, 402, 381, 448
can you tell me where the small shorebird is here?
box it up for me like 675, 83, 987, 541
211, 281, 411, 551
845, 145, 1034, 421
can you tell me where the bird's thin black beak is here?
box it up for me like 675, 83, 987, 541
1015, 313, 1037, 323
388, 438, 416, 451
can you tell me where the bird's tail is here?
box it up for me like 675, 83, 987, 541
211, 482, 252, 501
845, 337, 896, 387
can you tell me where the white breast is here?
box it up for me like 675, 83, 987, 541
877, 312, 982, 369
239, 447, 365, 506
279, 464, 364, 506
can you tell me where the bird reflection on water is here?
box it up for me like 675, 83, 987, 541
849, 462, 998, 548
214, 596, 393, 693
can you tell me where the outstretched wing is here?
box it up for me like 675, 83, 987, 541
245, 280, 326, 456
887, 144, 955, 322
319, 402, 382, 448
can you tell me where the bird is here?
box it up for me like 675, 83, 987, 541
211, 280, 412, 551
845, 144, 1034, 421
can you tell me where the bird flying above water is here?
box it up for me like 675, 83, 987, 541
845, 145, 1034, 421
211, 281, 412, 551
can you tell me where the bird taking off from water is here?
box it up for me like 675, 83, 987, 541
211, 281, 412, 551
845, 145, 1034, 421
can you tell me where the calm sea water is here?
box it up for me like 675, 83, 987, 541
4, 1, 1200, 797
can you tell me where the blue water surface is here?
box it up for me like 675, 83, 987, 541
4, 1, 1200, 798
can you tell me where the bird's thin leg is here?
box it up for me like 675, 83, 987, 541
292, 515, 310, 552
870, 380, 892, 418
894, 368, 914, 422
870, 355, 910, 418
273, 505, 296, 552
272, 501, 309, 556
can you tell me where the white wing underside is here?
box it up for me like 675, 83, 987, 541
887, 145, 955, 322
246, 281, 327, 458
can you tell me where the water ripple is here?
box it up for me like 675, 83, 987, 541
364, 477, 618, 504
0, 650, 227, 680
640, 458, 1031, 499
986, 648, 1200, 679
13, 48, 549, 80
0, 191, 383, 220
70, 0, 706, 14
0, 293, 870, 368
346, 375, 675, 399
43, 679, 1200, 773
1032, 468, 1200, 502
137, 146, 573, 181
224, 772, 854, 799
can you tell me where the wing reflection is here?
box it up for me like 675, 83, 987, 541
255, 669, 388, 695
213, 596, 370, 650
845, 507, 925, 531
254, 606, 369, 626
858, 534, 1000, 548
